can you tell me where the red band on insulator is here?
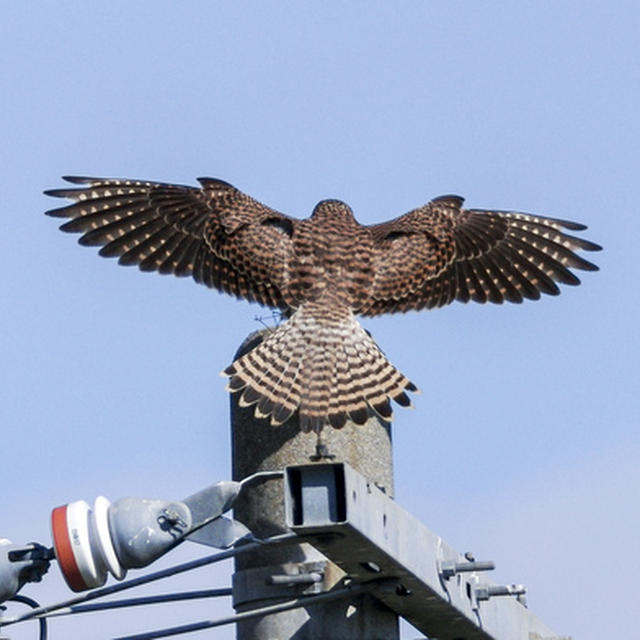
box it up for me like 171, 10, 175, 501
51, 505, 88, 592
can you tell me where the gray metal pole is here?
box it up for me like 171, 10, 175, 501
230, 331, 399, 640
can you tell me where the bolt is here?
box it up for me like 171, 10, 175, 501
439, 559, 495, 580
157, 509, 188, 536
474, 583, 526, 602
266, 571, 324, 586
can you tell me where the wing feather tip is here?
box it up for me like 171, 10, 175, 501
43, 189, 70, 200
61, 175, 95, 184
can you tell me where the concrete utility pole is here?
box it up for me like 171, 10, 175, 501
230, 331, 399, 640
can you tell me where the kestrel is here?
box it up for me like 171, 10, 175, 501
45, 177, 601, 432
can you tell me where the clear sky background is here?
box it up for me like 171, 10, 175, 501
1, 2, 637, 639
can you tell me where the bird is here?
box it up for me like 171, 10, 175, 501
45, 176, 601, 432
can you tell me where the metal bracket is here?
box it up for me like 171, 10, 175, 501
284, 462, 566, 640
186, 516, 251, 549
181, 481, 241, 532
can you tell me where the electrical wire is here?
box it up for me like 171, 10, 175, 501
112, 583, 369, 640
6, 595, 47, 640
31, 588, 233, 620
239, 469, 284, 488
1, 533, 301, 628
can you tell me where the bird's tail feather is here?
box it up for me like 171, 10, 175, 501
223, 304, 417, 431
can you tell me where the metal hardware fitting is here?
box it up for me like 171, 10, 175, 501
284, 462, 560, 640
266, 571, 323, 586
472, 583, 527, 610
439, 559, 495, 580
233, 560, 331, 606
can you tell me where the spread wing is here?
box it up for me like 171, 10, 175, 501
362, 195, 601, 315
45, 176, 297, 309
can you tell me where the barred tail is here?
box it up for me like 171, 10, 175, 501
223, 304, 417, 432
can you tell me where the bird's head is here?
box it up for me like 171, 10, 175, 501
311, 199, 356, 222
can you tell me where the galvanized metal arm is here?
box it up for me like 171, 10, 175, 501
283, 462, 568, 640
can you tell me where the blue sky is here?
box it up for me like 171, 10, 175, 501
1, 2, 638, 638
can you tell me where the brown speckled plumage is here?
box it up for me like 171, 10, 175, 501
45, 176, 601, 431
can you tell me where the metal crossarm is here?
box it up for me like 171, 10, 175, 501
284, 462, 567, 640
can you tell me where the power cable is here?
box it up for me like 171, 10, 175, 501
32, 588, 232, 620
7, 595, 47, 640
112, 583, 370, 640
1, 533, 299, 628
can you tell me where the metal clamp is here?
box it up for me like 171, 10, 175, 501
0, 541, 52, 603
233, 560, 331, 606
